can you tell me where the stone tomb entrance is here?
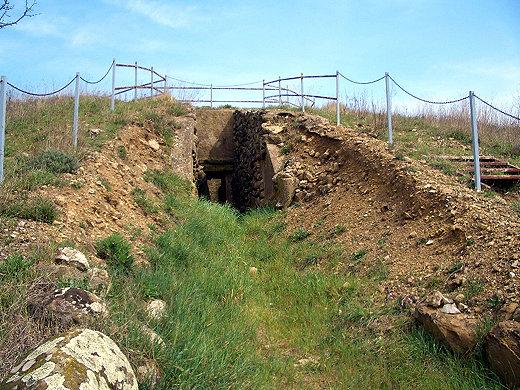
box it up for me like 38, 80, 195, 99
194, 109, 285, 211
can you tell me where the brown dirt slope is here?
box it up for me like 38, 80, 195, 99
268, 111, 519, 313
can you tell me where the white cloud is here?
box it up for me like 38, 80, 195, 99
14, 18, 63, 37
70, 29, 102, 47
108, 0, 201, 28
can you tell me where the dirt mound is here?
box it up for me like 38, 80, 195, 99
1, 115, 195, 265
266, 110, 519, 313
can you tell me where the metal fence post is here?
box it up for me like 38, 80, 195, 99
336, 70, 340, 125
300, 73, 305, 113
385, 72, 393, 145
0, 76, 6, 184
134, 61, 138, 100
150, 67, 154, 97
286, 84, 289, 105
110, 58, 116, 111
73, 73, 80, 148
469, 91, 482, 191
210, 84, 213, 108
164, 75, 168, 95
262, 80, 265, 109
278, 77, 281, 106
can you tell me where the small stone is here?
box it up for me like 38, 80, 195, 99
425, 239, 434, 246
140, 324, 165, 347
454, 294, 465, 303
148, 139, 161, 151
146, 299, 167, 320
509, 272, 516, 278
89, 128, 102, 137
249, 266, 258, 275
440, 303, 461, 314
426, 290, 445, 308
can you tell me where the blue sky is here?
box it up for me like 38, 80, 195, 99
1, 0, 519, 109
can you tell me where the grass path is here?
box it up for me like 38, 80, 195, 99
103, 171, 502, 389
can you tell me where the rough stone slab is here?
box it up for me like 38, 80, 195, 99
485, 320, 520, 388
415, 304, 478, 354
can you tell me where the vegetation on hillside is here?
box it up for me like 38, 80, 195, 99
312, 100, 520, 168
0, 95, 186, 222
98, 169, 501, 389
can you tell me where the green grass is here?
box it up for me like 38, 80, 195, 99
131, 188, 159, 215
0, 255, 33, 283
95, 233, 134, 273
0, 196, 57, 223
99, 173, 500, 389
288, 227, 311, 242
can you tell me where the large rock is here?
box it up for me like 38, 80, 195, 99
55, 247, 90, 272
485, 320, 520, 388
414, 304, 478, 354
28, 287, 107, 326
1, 328, 137, 389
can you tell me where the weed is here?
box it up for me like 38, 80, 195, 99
329, 224, 347, 238
464, 279, 485, 299
0, 196, 57, 223
368, 259, 389, 281
0, 255, 32, 282
117, 145, 127, 160
350, 249, 367, 263
512, 201, 520, 218
313, 218, 325, 228
56, 276, 90, 290
487, 294, 504, 309
448, 261, 465, 274
289, 228, 311, 242
70, 181, 83, 190
430, 158, 457, 176
280, 143, 294, 155
424, 276, 443, 289
131, 188, 159, 215
19, 149, 79, 174
447, 129, 471, 144
482, 190, 496, 198
95, 233, 134, 273
100, 178, 112, 192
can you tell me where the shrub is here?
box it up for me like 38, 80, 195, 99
0, 196, 57, 223
96, 233, 134, 272
22, 149, 79, 174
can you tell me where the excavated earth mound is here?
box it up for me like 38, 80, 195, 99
263, 110, 519, 312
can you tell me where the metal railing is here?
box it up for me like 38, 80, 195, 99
0, 59, 519, 191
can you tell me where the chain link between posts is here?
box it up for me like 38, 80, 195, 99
80, 62, 114, 84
